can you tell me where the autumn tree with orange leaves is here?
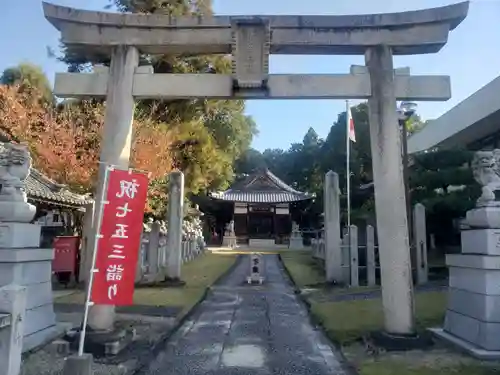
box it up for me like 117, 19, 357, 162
2, 44, 257, 218
0, 83, 175, 213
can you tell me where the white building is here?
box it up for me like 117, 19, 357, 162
408, 76, 500, 153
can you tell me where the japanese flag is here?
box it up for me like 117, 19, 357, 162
347, 103, 356, 143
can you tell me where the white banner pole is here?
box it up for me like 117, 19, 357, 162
346, 100, 351, 231
77, 165, 112, 356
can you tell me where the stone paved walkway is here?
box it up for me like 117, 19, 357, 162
138, 254, 349, 375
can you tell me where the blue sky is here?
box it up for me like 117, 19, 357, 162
1, 0, 499, 151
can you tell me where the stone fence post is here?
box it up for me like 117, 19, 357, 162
159, 234, 167, 270
366, 225, 377, 287
166, 171, 184, 281
189, 237, 196, 260
135, 234, 147, 283
147, 222, 161, 281
413, 203, 429, 285
185, 240, 190, 262
324, 171, 342, 282
341, 232, 350, 284
349, 225, 359, 287
79, 202, 95, 285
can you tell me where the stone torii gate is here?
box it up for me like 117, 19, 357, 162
43, 1, 468, 343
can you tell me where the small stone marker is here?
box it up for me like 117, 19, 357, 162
247, 253, 264, 284
63, 353, 94, 375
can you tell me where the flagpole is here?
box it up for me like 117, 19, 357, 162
346, 100, 351, 232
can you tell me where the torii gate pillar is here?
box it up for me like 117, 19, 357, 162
366, 45, 415, 335
88, 46, 139, 331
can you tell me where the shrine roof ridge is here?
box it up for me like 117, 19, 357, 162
43, 2, 468, 30
209, 191, 312, 204
209, 169, 314, 203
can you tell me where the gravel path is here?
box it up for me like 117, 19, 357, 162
137, 254, 350, 375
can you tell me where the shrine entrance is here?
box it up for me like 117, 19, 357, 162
248, 208, 274, 239
44, 0, 467, 336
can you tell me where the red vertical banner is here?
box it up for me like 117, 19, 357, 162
91, 167, 149, 305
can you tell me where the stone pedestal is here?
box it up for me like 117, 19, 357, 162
288, 232, 303, 250
431, 206, 500, 359
0, 201, 36, 224
63, 323, 136, 357
0, 223, 60, 352
222, 233, 237, 248
0, 284, 26, 375
248, 238, 274, 248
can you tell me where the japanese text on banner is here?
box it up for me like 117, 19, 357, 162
91, 168, 149, 305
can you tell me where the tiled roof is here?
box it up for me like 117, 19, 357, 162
212, 191, 310, 203
26, 168, 93, 207
210, 169, 313, 203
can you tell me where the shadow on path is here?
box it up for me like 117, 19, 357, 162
137, 254, 350, 375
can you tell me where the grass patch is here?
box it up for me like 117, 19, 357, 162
280, 251, 380, 297
311, 291, 447, 345
281, 251, 500, 375
280, 251, 325, 287
357, 361, 500, 375
55, 252, 236, 316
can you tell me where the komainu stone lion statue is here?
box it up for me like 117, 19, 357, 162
471, 149, 500, 206
0, 142, 32, 201
0, 142, 36, 221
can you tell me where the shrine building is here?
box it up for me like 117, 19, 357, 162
209, 169, 313, 247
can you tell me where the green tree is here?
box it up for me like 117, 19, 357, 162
232, 103, 478, 244
234, 148, 267, 174
261, 149, 289, 176
410, 148, 479, 246
1, 63, 54, 105
318, 103, 374, 223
